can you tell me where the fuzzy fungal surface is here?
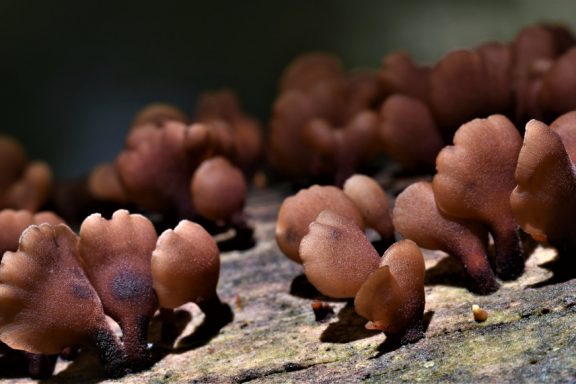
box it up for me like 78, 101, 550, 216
2, 183, 575, 384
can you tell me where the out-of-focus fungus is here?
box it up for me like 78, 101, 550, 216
299, 210, 380, 298
379, 95, 444, 171
433, 115, 524, 280
393, 182, 499, 294
191, 157, 247, 223
0, 136, 52, 212
131, 103, 189, 129
354, 239, 425, 344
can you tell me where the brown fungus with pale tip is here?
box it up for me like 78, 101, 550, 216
276, 185, 364, 263
152, 220, 231, 344
354, 239, 425, 345
78, 210, 158, 372
342, 174, 394, 245
0, 223, 125, 377
299, 210, 380, 298
510, 119, 576, 257
433, 114, 524, 280
393, 182, 498, 294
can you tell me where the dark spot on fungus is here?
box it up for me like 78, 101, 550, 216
110, 269, 152, 301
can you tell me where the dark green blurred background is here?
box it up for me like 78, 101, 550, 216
1, 0, 575, 179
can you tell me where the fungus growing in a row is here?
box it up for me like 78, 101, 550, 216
276, 185, 364, 263
379, 52, 430, 102
342, 174, 394, 244
393, 182, 499, 294
299, 210, 380, 298
303, 110, 382, 185
0, 224, 125, 377
269, 53, 384, 183
433, 115, 524, 280
152, 220, 231, 344
379, 94, 444, 172
195, 90, 264, 176
510, 119, 576, 257
116, 121, 207, 218
429, 43, 513, 137
354, 239, 425, 345
78, 210, 158, 371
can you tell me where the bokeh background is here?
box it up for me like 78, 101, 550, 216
2, 0, 575, 179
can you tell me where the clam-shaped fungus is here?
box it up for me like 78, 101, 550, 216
354, 239, 425, 345
510, 119, 576, 256
276, 185, 364, 263
299, 210, 380, 298
0, 224, 124, 376
393, 182, 498, 294
78, 210, 158, 371
433, 114, 524, 280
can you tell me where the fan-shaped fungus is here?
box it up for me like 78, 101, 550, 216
354, 239, 425, 345
299, 210, 380, 298
276, 185, 364, 263
393, 182, 498, 294
0, 224, 125, 376
433, 115, 524, 280
78, 210, 158, 371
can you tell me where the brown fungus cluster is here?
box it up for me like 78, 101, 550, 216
276, 176, 424, 345
82, 91, 260, 236
269, 24, 576, 184
0, 209, 229, 377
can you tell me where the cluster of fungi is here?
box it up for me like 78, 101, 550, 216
1, 23, 576, 379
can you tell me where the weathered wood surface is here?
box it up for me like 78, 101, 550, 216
3, 186, 576, 383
